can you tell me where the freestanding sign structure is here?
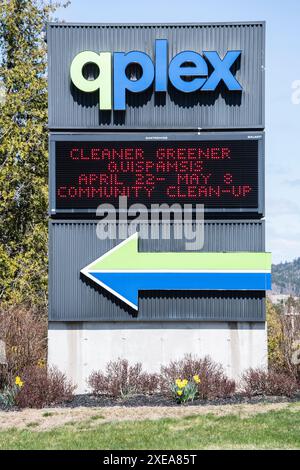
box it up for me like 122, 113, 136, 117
47, 22, 270, 392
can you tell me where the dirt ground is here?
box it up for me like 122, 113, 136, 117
0, 401, 298, 432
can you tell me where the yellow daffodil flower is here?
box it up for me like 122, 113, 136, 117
175, 378, 189, 389
15, 376, 24, 388
193, 374, 201, 384
177, 390, 183, 396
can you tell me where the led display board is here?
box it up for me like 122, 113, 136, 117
50, 133, 264, 214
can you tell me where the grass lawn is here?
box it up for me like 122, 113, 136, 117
0, 404, 300, 450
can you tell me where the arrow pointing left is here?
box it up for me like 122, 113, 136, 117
81, 233, 272, 310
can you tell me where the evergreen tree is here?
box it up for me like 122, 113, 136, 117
0, 1, 65, 306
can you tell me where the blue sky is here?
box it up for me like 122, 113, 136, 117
55, 0, 300, 264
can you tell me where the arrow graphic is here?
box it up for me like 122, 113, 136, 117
81, 233, 272, 310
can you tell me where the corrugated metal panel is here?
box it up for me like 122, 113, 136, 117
138, 220, 265, 252
49, 220, 265, 321
138, 291, 265, 321
47, 23, 265, 130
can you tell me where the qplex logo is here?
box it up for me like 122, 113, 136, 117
70, 39, 242, 110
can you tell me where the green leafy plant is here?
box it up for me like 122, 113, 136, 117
0, 375, 24, 408
0, 385, 18, 408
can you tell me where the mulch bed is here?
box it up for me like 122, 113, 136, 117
59, 392, 300, 408
1, 393, 300, 411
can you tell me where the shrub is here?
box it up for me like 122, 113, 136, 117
0, 304, 47, 387
160, 355, 236, 400
267, 300, 284, 369
267, 298, 300, 382
241, 367, 299, 398
15, 366, 75, 408
88, 359, 160, 398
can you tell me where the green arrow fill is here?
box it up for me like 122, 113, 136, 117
88, 233, 271, 272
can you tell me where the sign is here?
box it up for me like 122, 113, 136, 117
70, 40, 242, 110
52, 133, 263, 213
81, 233, 272, 310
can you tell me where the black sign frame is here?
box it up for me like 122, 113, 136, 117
49, 132, 264, 216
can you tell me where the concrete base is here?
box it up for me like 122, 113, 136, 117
48, 322, 268, 394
